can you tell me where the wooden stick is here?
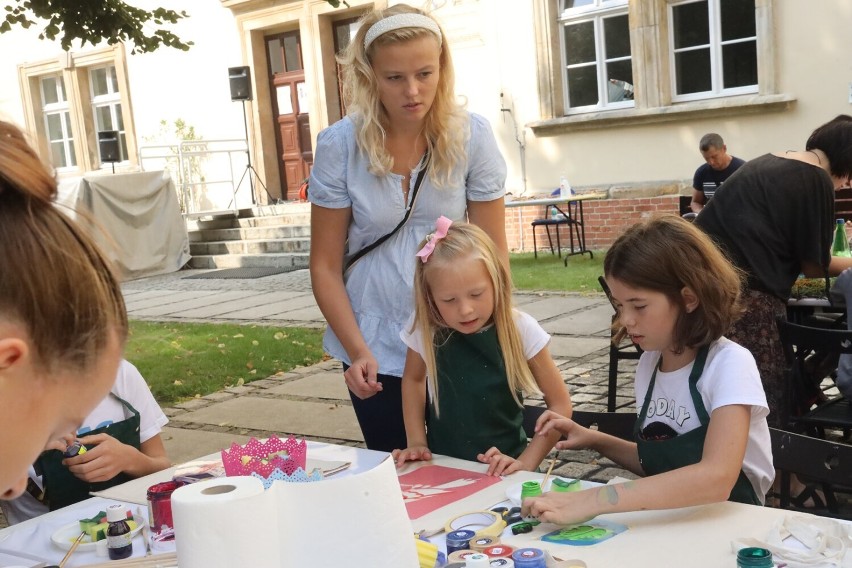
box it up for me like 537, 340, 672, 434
58, 530, 87, 568
542, 458, 556, 491
83, 552, 178, 568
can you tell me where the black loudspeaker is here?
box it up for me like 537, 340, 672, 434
229, 66, 252, 101
98, 130, 120, 163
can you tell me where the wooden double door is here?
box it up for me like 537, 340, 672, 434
267, 31, 312, 201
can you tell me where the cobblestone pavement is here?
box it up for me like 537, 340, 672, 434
121, 268, 640, 484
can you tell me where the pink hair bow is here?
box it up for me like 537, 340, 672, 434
416, 216, 453, 263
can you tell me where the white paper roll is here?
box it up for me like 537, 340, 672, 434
273, 457, 418, 567
172, 476, 279, 568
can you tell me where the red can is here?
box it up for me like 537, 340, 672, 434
147, 481, 182, 541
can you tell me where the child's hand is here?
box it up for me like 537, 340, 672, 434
534, 410, 593, 450
522, 489, 598, 525
63, 433, 131, 483
477, 447, 527, 476
391, 445, 432, 468
44, 431, 76, 453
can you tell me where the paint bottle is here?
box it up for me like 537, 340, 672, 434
106, 504, 133, 560
520, 481, 542, 500
464, 552, 491, 567
511, 547, 547, 568
446, 529, 476, 554
736, 547, 773, 567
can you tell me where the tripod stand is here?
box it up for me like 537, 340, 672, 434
234, 99, 278, 206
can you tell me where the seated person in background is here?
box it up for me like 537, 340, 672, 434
690, 133, 746, 214
830, 267, 852, 399
391, 218, 572, 476
0, 360, 169, 523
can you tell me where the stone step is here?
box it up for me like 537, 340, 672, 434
186, 252, 310, 269
187, 212, 310, 231
190, 237, 310, 256
188, 224, 311, 243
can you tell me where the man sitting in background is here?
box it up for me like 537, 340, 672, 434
689, 133, 746, 214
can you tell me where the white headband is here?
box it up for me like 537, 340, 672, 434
363, 13, 442, 51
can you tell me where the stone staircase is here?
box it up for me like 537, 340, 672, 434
185, 202, 311, 269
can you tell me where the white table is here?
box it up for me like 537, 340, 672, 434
505, 193, 606, 261
0, 441, 842, 568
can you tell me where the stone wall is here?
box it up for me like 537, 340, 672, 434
506, 184, 687, 254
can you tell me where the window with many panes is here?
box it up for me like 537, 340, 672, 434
90, 65, 128, 162
19, 45, 135, 174
559, 0, 633, 113
669, 0, 757, 101
40, 75, 76, 169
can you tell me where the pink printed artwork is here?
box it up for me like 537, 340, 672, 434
398, 465, 502, 520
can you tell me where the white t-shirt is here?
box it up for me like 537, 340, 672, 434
401, 309, 550, 364
634, 337, 774, 502
1, 360, 168, 524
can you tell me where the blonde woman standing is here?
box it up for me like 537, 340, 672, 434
309, 4, 508, 451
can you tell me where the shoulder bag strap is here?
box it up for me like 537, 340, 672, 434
343, 151, 429, 273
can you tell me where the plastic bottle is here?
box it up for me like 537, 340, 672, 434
559, 175, 573, 198
833, 218, 851, 257
106, 503, 133, 560
736, 547, 773, 567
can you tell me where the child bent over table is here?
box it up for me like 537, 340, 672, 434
523, 216, 774, 526
391, 217, 572, 476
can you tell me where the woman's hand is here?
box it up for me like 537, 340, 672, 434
344, 352, 383, 399
391, 445, 432, 468
477, 447, 529, 476
63, 433, 132, 483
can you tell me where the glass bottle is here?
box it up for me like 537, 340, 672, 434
833, 219, 851, 257
106, 503, 133, 560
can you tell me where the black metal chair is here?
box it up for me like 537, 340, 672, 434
598, 276, 642, 411
522, 405, 635, 441
770, 427, 852, 518
776, 317, 852, 437
531, 205, 572, 259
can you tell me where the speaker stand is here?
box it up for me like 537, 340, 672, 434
234, 100, 278, 208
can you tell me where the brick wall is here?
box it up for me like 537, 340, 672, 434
506, 194, 682, 253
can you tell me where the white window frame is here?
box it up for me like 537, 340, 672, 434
89, 64, 129, 164
40, 74, 76, 170
668, 0, 758, 103
17, 44, 136, 176
558, 0, 633, 114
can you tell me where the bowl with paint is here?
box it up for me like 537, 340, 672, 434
506, 477, 583, 506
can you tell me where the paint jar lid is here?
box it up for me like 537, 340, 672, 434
106, 503, 127, 523
736, 547, 773, 567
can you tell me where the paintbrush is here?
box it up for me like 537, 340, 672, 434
541, 458, 556, 491
58, 530, 87, 568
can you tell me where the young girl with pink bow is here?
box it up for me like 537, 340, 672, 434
391, 217, 572, 476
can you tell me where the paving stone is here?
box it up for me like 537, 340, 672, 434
172, 398, 210, 411
265, 371, 349, 400
203, 391, 236, 402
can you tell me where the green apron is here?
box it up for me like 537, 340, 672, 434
634, 346, 760, 505
36, 393, 141, 511
426, 326, 527, 462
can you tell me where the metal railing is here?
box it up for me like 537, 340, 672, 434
138, 139, 256, 218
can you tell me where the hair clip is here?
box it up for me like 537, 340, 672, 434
416, 216, 452, 263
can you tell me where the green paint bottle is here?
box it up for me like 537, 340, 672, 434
736, 547, 773, 567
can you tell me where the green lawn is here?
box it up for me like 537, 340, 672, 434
509, 251, 605, 293
128, 253, 606, 404
125, 321, 325, 405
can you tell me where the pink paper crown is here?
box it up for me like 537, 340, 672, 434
220, 435, 307, 478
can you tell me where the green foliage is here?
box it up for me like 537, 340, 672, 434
125, 321, 325, 405
509, 251, 605, 293
1, 1, 192, 53
143, 118, 205, 213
